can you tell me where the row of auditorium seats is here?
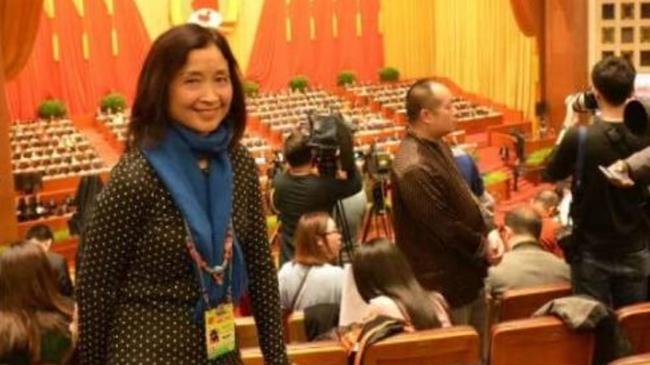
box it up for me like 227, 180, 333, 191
96, 111, 128, 142
235, 283, 650, 365
9, 119, 107, 179
240, 317, 601, 365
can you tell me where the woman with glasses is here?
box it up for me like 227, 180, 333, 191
278, 211, 344, 313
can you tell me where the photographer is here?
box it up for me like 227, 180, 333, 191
272, 127, 362, 265
544, 56, 650, 308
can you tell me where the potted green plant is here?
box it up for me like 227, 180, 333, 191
243, 80, 260, 97
37, 99, 67, 119
524, 147, 553, 167
100, 92, 127, 114
524, 147, 553, 184
337, 70, 357, 86
379, 67, 400, 82
483, 170, 510, 202
288, 75, 309, 92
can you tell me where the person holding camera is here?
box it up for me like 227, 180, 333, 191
544, 56, 650, 308
272, 129, 362, 265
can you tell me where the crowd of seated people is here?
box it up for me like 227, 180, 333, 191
241, 132, 273, 168
15, 194, 76, 223
278, 212, 450, 341
346, 81, 501, 123
9, 119, 106, 179
272, 202, 586, 345
247, 88, 350, 139
3, 196, 648, 363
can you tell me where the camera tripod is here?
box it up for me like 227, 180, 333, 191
361, 177, 394, 243
333, 199, 356, 264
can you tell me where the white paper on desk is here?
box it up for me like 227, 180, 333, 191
339, 263, 372, 326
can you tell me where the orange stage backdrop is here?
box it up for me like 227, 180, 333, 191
5, 0, 150, 119
246, 0, 383, 91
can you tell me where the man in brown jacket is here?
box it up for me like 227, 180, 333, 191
391, 79, 503, 352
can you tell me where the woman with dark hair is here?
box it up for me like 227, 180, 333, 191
278, 212, 344, 312
76, 24, 288, 364
0, 242, 75, 364
351, 238, 451, 330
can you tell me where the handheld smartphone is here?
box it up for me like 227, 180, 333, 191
598, 165, 627, 181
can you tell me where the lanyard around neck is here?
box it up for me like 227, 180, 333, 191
183, 220, 234, 304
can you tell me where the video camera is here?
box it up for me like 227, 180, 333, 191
570, 89, 649, 135
307, 111, 356, 177
364, 143, 393, 178
267, 150, 285, 181
571, 90, 599, 113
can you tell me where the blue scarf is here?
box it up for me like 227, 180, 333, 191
142, 122, 247, 319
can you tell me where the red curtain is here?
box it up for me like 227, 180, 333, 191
510, 0, 543, 38
246, 0, 384, 91
4, 0, 150, 120
0, 0, 43, 241
1, 0, 43, 80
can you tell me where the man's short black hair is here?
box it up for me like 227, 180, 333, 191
284, 131, 312, 167
505, 206, 542, 239
25, 224, 54, 242
591, 56, 636, 106
405, 78, 439, 123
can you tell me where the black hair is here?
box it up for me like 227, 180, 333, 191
25, 224, 54, 242
352, 238, 442, 330
127, 24, 246, 151
591, 56, 636, 106
283, 130, 312, 167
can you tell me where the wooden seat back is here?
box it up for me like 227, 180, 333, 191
287, 311, 308, 343
362, 325, 479, 365
490, 316, 594, 365
242, 341, 346, 365
617, 302, 650, 354
499, 282, 572, 322
235, 316, 259, 349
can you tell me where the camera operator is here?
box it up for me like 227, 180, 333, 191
544, 56, 650, 308
271, 129, 362, 265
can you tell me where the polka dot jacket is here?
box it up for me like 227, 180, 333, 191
76, 145, 289, 365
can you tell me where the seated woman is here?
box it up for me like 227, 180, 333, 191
278, 211, 344, 312
0, 242, 75, 365
351, 238, 451, 330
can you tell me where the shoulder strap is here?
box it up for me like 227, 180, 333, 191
569, 126, 587, 227
574, 126, 588, 190
289, 266, 312, 312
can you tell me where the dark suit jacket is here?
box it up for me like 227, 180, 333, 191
47, 251, 74, 297
391, 132, 488, 308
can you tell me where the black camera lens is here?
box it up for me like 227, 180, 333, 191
572, 91, 599, 113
